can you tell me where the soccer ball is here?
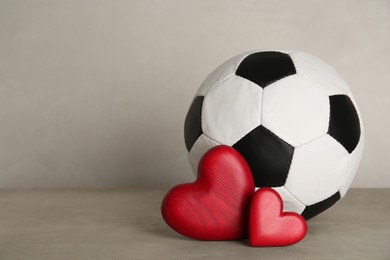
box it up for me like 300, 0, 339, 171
184, 50, 364, 220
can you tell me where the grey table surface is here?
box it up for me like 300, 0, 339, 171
0, 188, 388, 260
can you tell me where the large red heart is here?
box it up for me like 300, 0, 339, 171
161, 145, 255, 240
250, 188, 307, 246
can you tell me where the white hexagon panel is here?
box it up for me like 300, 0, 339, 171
202, 75, 263, 146
285, 134, 350, 206
289, 51, 351, 96
261, 74, 330, 147
196, 52, 250, 96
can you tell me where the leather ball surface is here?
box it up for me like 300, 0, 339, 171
184, 50, 365, 219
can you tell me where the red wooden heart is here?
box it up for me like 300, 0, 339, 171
161, 145, 255, 240
249, 188, 307, 246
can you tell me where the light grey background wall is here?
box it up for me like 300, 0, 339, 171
0, 0, 389, 188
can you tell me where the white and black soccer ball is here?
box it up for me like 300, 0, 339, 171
184, 50, 364, 220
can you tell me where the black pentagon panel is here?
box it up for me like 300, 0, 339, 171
233, 125, 294, 187
301, 192, 341, 220
184, 96, 204, 151
235, 51, 296, 88
328, 95, 361, 153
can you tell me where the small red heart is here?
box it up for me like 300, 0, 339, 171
250, 188, 307, 247
161, 145, 255, 240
